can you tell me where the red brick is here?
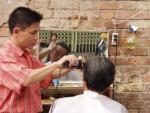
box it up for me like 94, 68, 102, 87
98, 2, 150, 11
139, 109, 150, 113
137, 30, 150, 38
127, 57, 150, 66
104, 21, 114, 29
50, 0, 79, 10
135, 38, 143, 47
134, 20, 150, 29
116, 21, 129, 29
142, 74, 150, 83
118, 38, 127, 47
96, 1, 130, 10
91, 18, 102, 28
109, 56, 127, 66
133, 48, 149, 56
80, 1, 97, 10
144, 84, 150, 92
100, 10, 114, 19
68, 15, 88, 20
145, 58, 150, 65
109, 46, 122, 56
114, 92, 142, 100
123, 48, 149, 56
116, 66, 130, 73
2, 23, 8, 27
144, 101, 150, 109
143, 39, 150, 47
143, 72, 150, 83
117, 100, 146, 109
104, 20, 128, 29
125, 100, 145, 109
128, 109, 138, 113
115, 11, 150, 20
122, 66, 149, 74
142, 93, 150, 100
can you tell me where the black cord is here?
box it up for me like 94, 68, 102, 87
56, 66, 62, 90
112, 39, 118, 99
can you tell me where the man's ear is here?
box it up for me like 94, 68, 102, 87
13, 27, 21, 36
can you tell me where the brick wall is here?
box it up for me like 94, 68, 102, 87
0, 0, 150, 113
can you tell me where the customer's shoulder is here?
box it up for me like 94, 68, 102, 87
99, 95, 128, 113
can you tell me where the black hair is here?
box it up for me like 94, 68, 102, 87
55, 40, 70, 55
49, 33, 58, 42
8, 7, 43, 34
83, 56, 115, 93
50, 33, 57, 38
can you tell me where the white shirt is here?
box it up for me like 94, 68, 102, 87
49, 90, 128, 113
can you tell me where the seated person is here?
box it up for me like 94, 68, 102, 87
49, 57, 128, 113
46, 40, 70, 64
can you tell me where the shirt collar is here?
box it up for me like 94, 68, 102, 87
83, 90, 100, 98
4, 40, 30, 56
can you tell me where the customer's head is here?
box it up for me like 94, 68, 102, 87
83, 56, 115, 93
49, 40, 70, 62
8, 7, 43, 50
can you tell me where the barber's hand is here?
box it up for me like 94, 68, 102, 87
56, 55, 78, 68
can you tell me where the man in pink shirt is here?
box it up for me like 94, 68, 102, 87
0, 7, 78, 113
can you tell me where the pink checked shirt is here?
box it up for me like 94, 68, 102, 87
0, 40, 52, 113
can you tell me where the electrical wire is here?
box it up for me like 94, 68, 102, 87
112, 38, 118, 100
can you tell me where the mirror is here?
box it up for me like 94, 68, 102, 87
38, 29, 109, 85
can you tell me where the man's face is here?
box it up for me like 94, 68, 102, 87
14, 23, 39, 50
50, 45, 67, 62
51, 35, 57, 42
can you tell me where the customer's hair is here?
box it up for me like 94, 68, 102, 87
55, 40, 70, 55
8, 7, 43, 34
83, 56, 115, 93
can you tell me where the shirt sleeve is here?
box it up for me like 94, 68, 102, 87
31, 58, 53, 88
40, 74, 53, 89
0, 62, 31, 95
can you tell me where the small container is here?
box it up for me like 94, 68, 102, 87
53, 79, 60, 86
